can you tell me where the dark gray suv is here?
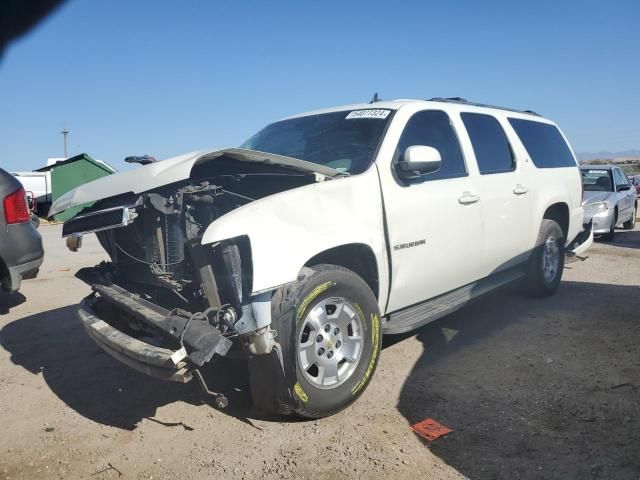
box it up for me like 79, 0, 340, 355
0, 167, 44, 292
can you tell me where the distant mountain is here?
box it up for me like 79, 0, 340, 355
577, 150, 640, 161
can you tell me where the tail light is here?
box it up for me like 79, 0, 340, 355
3, 187, 31, 224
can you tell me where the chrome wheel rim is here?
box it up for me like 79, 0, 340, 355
297, 297, 364, 389
542, 236, 560, 283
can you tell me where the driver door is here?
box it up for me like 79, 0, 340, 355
613, 168, 632, 220
380, 110, 483, 313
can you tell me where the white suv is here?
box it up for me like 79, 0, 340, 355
52, 97, 592, 418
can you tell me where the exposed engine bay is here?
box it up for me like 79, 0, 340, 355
65, 157, 324, 389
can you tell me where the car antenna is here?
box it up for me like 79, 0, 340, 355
369, 92, 380, 104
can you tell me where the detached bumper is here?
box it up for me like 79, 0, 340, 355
567, 221, 593, 257
79, 298, 193, 383
76, 272, 233, 383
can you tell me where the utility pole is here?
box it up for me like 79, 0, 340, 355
60, 128, 69, 157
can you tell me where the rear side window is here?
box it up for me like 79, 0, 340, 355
396, 110, 466, 181
461, 113, 514, 174
508, 118, 576, 168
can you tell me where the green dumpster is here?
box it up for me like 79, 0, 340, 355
36, 153, 116, 221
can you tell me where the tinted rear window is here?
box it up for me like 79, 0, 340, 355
508, 118, 575, 168
461, 113, 514, 174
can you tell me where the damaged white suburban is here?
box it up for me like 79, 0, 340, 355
53, 98, 591, 418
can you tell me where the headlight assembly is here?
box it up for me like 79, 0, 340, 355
584, 201, 609, 214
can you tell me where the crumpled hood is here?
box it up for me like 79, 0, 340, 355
582, 191, 613, 205
49, 148, 343, 217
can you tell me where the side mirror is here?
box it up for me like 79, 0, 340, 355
617, 184, 631, 192
396, 146, 442, 180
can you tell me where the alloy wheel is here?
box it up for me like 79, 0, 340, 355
297, 297, 364, 389
542, 236, 560, 283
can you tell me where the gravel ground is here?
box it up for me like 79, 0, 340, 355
0, 223, 638, 479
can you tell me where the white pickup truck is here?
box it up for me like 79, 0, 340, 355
51, 97, 592, 418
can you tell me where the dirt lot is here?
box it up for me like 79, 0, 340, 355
0, 224, 638, 480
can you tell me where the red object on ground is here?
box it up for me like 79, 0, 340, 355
410, 418, 453, 441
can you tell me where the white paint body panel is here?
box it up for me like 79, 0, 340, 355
372, 103, 485, 312
200, 166, 391, 312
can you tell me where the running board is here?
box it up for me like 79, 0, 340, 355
383, 268, 524, 335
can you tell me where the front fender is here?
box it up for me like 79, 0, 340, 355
200, 167, 388, 304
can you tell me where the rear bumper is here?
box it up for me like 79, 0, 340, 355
6, 256, 44, 292
1, 222, 44, 292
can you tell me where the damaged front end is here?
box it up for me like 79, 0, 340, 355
63, 152, 327, 399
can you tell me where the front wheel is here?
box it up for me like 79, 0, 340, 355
247, 264, 382, 418
623, 205, 636, 230
523, 219, 565, 297
602, 210, 617, 241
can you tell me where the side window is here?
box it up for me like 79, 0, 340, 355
396, 110, 466, 181
461, 113, 514, 174
614, 169, 627, 187
508, 118, 576, 168
622, 171, 631, 186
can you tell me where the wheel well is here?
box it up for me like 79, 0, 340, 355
304, 244, 379, 298
543, 203, 569, 239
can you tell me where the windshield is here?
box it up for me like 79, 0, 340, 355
581, 169, 613, 192
240, 109, 392, 174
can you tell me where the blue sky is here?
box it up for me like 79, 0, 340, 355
1, 0, 638, 172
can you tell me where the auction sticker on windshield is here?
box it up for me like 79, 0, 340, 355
345, 109, 391, 120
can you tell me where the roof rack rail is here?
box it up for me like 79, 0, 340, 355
428, 97, 540, 116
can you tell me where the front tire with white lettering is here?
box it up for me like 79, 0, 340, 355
250, 264, 382, 418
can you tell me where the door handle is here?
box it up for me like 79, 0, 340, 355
513, 184, 528, 195
458, 192, 480, 205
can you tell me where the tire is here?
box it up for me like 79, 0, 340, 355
247, 264, 382, 418
601, 210, 617, 241
523, 219, 565, 297
623, 205, 636, 230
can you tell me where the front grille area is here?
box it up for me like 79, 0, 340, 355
62, 207, 130, 237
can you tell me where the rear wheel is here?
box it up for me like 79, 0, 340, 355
247, 264, 382, 418
623, 205, 636, 230
523, 219, 565, 297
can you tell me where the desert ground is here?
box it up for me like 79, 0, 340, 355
0, 223, 638, 479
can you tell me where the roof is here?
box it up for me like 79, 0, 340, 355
35, 153, 117, 174
283, 97, 545, 122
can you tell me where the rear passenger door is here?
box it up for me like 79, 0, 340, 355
460, 112, 532, 274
